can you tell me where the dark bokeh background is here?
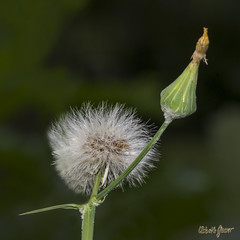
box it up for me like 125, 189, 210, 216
1, 0, 240, 239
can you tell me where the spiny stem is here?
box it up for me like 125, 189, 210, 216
81, 202, 96, 240
81, 172, 101, 240
96, 119, 172, 201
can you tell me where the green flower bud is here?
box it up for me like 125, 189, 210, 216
160, 28, 209, 121
160, 62, 199, 120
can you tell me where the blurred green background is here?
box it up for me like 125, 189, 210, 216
1, 0, 240, 239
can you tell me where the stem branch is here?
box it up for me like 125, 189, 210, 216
96, 119, 172, 201
81, 119, 172, 239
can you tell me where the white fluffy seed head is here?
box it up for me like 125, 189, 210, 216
48, 102, 158, 195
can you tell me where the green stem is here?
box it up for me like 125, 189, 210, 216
81, 172, 101, 240
96, 119, 172, 201
81, 202, 96, 240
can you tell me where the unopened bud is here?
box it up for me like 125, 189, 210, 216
160, 28, 209, 121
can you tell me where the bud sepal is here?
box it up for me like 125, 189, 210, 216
161, 62, 199, 120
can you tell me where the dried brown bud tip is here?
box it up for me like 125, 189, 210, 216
191, 27, 210, 64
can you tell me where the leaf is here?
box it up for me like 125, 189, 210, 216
19, 203, 83, 216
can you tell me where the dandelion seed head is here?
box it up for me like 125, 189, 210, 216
48, 102, 158, 195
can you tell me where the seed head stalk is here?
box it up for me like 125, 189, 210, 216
96, 118, 172, 201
